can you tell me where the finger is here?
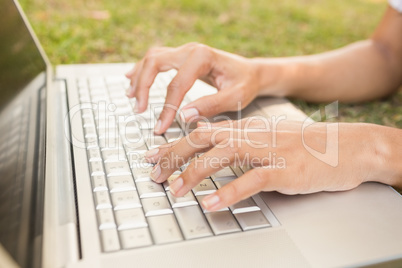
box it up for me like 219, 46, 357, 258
149, 128, 216, 183
143, 139, 182, 163
169, 137, 276, 197
150, 124, 270, 164
132, 48, 177, 112
201, 168, 280, 211
169, 141, 237, 197
127, 47, 169, 98
154, 49, 213, 134
126, 60, 143, 98
125, 65, 136, 78
180, 90, 236, 123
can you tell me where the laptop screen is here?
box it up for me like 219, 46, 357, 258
0, 0, 48, 267
0, 0, 47, 111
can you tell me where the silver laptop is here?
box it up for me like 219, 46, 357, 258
1, 0, 402, 267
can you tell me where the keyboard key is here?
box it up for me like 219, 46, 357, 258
181, 121, 197, 135
142, 196, 172, 216
119, 228, 152, 249
240, 166, 252, 173
77, 79, 88, 89
98, 128, 119, 140
174, 206, 213, 240
234, 211, 271, 231
80, 95, 91, 103
111, 191, 141, 210
205, 211, 241, 235
100, 229, 120, 252
136, 181, 165, 198
83, 125, 97, 136
229, 198, 260, 214
137, 109, 155, 121
164, 131, 183, 143
104, 161, 131, 177
151, 105, 163, 118
108, 175, 135, 192
102, 148, 127, 162
147, 214, 183, 244
213, 179, 233, 189
88, 148, 102, 162
99, 137, 120, 149
82, 116, 95, 128
139, 119, 155, 130
124, 142, 148, 152
115, 106, 133, 116
165, 120, 181, 132
89, 161, 105, 176
85, 136, 98, 149
147, 139, 166, 150
121, 132, 143, 145
211, 167, 237, 180
196, 195, 229, 213
167, 191, 197, 208
91, 175, 108, 191
148, 96, 165, 104
105, 75, 125, 85
127, 152, 152, 168
192, 179, 217, 196
162, 174, 180, 191
131, 165, 154, 182
115, 208, 148, 230
97, 124, 117, 134
91, 95, 108, 103
97, 208, 116, 230
94, 191, 112, 209
145, 135, 166, 149
120, 121, 141, 134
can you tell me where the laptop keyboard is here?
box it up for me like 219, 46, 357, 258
76, 71, 273, 252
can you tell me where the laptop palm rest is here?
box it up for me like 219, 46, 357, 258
260, 183, 402, 267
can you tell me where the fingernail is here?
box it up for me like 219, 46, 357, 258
202, 194, 220, 210
154, 120, 162, 134
150, 164, 161, 181
126, 86, 133, 97
169, 177, 183, 195
133, 99, 140, 113
197, 121, 209, 128
180, 108, 199, 122
145, 148, 159, 158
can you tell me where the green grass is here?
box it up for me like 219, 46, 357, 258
20, 0, 401, 127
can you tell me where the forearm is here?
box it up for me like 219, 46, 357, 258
252, 39, 401, 102
252, 6, 402, 103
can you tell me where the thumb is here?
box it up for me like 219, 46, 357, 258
180, 90, 237, 122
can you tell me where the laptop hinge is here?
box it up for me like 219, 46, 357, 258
42, 79, 79, 268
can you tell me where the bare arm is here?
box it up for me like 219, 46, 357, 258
254, 6, 402, 103
126, 6, 402, 133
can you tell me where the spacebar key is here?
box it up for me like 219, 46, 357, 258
173, 206, 213, 240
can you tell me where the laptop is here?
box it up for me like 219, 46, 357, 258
1, 0, 402, 267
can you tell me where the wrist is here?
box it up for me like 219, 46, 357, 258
249, 57, 301, 98
366, 124, 402, 188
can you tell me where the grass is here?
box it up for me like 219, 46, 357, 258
19, 0, 401, 128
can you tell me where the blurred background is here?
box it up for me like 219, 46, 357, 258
19, 0, 401, 127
